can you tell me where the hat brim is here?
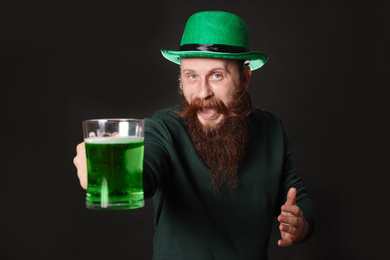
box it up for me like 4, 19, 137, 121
161, 49, 268, 71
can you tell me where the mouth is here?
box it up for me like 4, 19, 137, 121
199, 106, 219, 120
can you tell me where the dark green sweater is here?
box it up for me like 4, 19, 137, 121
143, 107, 315, 260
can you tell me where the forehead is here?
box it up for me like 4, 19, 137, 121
180, 58, 239, 72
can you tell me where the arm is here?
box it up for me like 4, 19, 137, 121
276, 124, 316, 246
142, 117, 171, 198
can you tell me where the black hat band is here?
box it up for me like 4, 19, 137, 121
179, 44, 250, 53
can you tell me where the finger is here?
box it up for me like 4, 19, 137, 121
74, 143, 86, 167
279, 223, 298, 235
278, 238, 293, 247
285, 187, 297, 206
281, 205, 301, 215
76, 142, 85, 153
278, 215, 301, 227
73, 156, 80, 166
79, 179, 87, 190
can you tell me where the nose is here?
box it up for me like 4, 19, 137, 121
197, 78, 214, 100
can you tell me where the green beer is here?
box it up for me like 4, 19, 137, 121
85, 136, 144, 209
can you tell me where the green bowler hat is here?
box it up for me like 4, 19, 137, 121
161, 11, 268, 71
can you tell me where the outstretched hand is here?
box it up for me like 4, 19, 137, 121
277, 187, 308, 247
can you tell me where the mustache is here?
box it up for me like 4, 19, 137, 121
177, 95, 251, 119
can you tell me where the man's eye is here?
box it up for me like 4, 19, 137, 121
189, 74, 197, 79
211, 73, 222, 80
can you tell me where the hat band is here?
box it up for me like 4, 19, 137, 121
179, 44, 249, 53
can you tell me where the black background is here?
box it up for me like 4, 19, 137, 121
1, 0, 389, 259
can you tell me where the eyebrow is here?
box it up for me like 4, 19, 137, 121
182, 69, 196, 74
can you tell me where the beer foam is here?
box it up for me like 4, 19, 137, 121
85, 136, 144, 144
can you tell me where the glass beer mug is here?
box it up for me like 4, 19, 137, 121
83, 119, 145, 210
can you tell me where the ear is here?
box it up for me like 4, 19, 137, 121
242, 65, 252, 91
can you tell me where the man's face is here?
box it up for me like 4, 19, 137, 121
180, 58, 250, 127
179, 57, 252, 193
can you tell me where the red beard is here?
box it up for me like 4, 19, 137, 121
177, 90, 252, 194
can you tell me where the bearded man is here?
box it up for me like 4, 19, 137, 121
74, 11, 316, 259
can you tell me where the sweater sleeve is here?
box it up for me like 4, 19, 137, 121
142, 115, 171, 198
275, 123, 316, 242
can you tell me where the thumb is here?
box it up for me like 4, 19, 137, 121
285, 187, 297, 206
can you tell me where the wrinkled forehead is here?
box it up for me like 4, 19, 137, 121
180, 57, 241, 74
